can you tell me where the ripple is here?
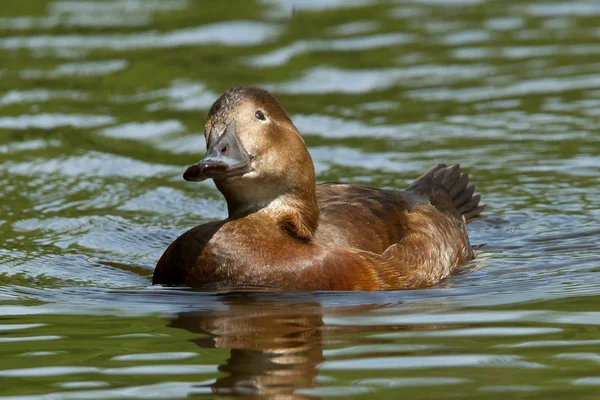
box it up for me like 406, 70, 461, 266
98, 120, 185, 140
14, 216, 99, 234
324, 344, 446, 357
112, 352, 197, 361
5, 152, 176, 178
0, 306, 53, 316
50, 0, 189, 15
408, 74, 600, 102
554, 353, 600, 363
444, 29, 491, 45
56, 381, 110, 389
109, 333, 170, 339
0, 0, 189, 31
155, 134, 205, 154
12, 215, 178, 262
0, 252, 149, 287
505, 45, 600, 59
496, 340, 600, 349
528, 2, 600, 16
0, 139, 60, 154
573, 377, 600, 386
321, 355, 545, 370
113, 80, 218, 111
261, 0, 372, 17
119, 186, 226, 219
248, 33, 413, 67
74, 223, 178, 261
0, 335, 61, 343
20, 352, 63, 357
327, 21, 379, 36
310, 146, 424, 175
0, 323, 45, 332
0, 90, 86, 105
446, 112, 592, 136
325, 311, 544, 326
408, 0, 483, 4
0, 114, 115, 129
478, 385, 541, 392
0, 381, 213, 400
102, 364, 217, 375
453, 45, 600, 61
357, 377, 470, 388
292, 114, 400, 138
376, 327, 562, 338
0, 21, 280, 51
0, 366, 98, 377
21, 60, 128, 79
0, 15, 149, 31
268, 65, 492, 94
296, 386, 373, 397
359, 101, 398, 111
485, 17, 524, 31
548, 312, 600, 325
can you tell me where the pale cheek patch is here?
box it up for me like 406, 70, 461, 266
243, 170, 259, 179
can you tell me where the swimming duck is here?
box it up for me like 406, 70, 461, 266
153, 87, 486, 291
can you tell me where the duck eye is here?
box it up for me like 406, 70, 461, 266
255, 110, 266, 121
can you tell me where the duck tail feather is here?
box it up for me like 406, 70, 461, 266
409, 163, 486, 223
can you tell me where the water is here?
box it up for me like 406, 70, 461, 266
1, 0, 599, 398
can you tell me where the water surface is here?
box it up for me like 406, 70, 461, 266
1, 0, 599, 398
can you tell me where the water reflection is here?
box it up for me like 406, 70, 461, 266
170, 298, 327, 398
166, 294, 558, 398
169, 296, 407, 398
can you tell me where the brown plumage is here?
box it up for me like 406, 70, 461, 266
153, 86, 486, 291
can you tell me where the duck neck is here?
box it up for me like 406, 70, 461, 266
263, 185, 320, 241
219, 179, 320, 241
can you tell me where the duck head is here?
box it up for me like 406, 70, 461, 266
184, 87, 319, 239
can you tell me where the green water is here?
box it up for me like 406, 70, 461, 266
1, 0, 599, 398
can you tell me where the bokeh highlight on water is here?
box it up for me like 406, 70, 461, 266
0, 0, 599, 398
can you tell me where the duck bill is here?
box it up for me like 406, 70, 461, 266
183, 121, 252, 182
183, 152, 251, 182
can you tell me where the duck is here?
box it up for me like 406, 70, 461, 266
153, 86, 486, 291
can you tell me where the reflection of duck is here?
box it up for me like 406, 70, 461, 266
170, 295, 470, 398
153, 87, 486, 290
170, 299, 325, 399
